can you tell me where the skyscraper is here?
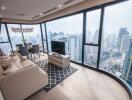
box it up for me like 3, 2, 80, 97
122, 39, 132, 86
120, 34, 129, 53
93, 29, 99, 44
117, 28, 129, 49
69, 34, 82, 62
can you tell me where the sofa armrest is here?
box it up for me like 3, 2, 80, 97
10, 53, 27, 61
18, 53, 27, 61
0, 66, 48, 100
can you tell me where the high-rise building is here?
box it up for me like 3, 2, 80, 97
86, 31, 92, 43
120, 34, 129, 53
122, 39, 132, 86
69, 34, 82, 62
117, 28, 129, 49
93, 29, 99, 44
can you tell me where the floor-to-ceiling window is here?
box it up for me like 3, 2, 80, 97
41, 23, 48, 52
84, 9, 101, 67
21, 24, 42, 45
0, 24, 11, 54
7, 24, 23, 50
46, 13, 83, 62
21, 24, 43, 51
99, 0, 132, 87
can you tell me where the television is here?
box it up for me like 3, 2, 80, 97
51, 41, 65, 55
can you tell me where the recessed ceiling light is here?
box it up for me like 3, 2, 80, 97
40, 13, 43, 16
58, 5, 62, 8
1, 6, 6, 10
0, 15, 2, 17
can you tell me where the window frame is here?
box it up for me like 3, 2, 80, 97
83, 8, 102, 68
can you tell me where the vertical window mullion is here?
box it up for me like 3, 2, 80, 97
5, 24, 13, 53
97, 7, 104, 69
40, 23, 45, 52
82, 12, 87, 64
20, 24, 25, 39
44, 23, 49, 53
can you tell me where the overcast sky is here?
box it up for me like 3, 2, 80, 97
46, 13, 83, 35
46, 0, 132, 37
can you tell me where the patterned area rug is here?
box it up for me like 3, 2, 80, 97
36, 60, 78, 91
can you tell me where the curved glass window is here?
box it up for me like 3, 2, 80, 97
0, 24, 9, 42
46, 13, 83, 62
21, 24, 42, 45
100, 0, 132, 87
0, 24, 11, 54
7, 24, 23, 50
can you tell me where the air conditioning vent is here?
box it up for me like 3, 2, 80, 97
32, 15, 40, 19
15, 13, 26, 16
63, 0, 75, 5
32, 7, 57, 19
43, 7, 57, 14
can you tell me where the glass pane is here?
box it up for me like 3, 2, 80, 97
0, 43, 11, 55
39, 42, 43, 51
46, 13, 83, 62
84, 45, 98, 67
7, 24, 23, 50
69, 37, 82, 61
22, 24, 42, 45
86, 9, 101, 44
99, 0, 132, 87
0, 24, 9, 42
41, 23, 46, 40
43, 41, 47, 52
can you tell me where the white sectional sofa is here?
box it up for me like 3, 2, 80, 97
0, 53, 48, 100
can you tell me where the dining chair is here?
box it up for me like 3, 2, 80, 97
25, 43, 32, 48
16, 44, 23, 48
19, 46, 29, 58
28, 43, 32, 48
30, 44, 40, 58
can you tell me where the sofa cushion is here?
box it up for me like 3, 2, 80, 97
21, 60, 36, 68
11, 54, 21, 63
0, 55, 12, 69
12, 60, 23, 69
18, 53, 27, 61
11, 55, 23, 69
10, 53, 27, 61
3, 63, 19, 75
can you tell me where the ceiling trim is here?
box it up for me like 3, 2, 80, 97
1, 0, 116, 24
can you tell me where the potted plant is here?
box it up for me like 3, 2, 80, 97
21, 38, 27, 45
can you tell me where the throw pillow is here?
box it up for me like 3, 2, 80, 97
3, 63, 19, 75
10, 54, 21, 62
0, 48, 5, 56
18, 53, 27, 61
11, 56, 23, 69
12, 60, 23, 69
0, 55, 12, 69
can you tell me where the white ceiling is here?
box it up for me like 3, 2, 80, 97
0, 0, 85, 20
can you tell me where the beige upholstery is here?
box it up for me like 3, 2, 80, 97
0, 53, 48, 100
48, 53, 70, 68
21, 60, 36, 68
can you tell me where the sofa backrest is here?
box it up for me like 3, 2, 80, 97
0, 48, 5, 56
